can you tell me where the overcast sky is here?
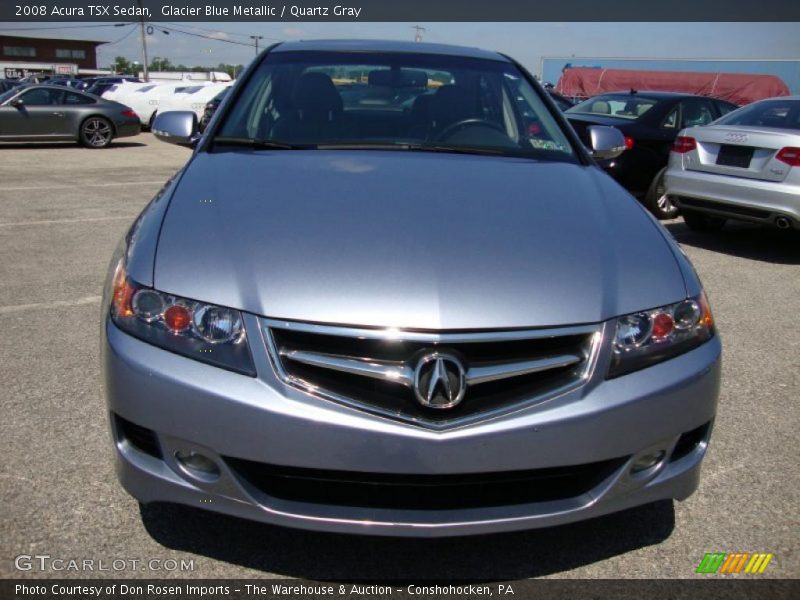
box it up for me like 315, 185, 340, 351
1, 21, 798, 78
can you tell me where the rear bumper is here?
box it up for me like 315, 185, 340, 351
115, 120, 141, 138
104, 316, 721, 537
665, 167, 800, 228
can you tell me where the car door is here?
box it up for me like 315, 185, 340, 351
59, 91, 97, 136
0, 87, 65, 137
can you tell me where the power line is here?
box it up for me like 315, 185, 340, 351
157, 24, 260, 48
99, 25, 138, 47
161, 22, 281, 41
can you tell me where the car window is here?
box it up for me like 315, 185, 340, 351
19, 87, 63, 106
63, 92, 95, 105
680, 98, 715, 127
715, 101, 737, 117
715, 99, 800, 130
567, 95, 657, 119
661, 107, 679, 129
216, 51, 577, 161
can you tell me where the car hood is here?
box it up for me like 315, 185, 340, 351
154, 150, 686, 329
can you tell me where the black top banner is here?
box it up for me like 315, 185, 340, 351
2, 0, 799, 22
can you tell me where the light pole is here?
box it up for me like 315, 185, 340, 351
136, 0, 149, 81
250, 35, 264, 57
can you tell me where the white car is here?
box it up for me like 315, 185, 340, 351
109, 82, 213, 128
158, 83, 230, 122
101, 81, 154, 104
665, 96, 800, 231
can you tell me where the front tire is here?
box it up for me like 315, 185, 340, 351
683, 210, 726, 232
645, 168, 679, 220
80, 116, 114, 148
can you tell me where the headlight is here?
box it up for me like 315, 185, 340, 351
109, 260, 255, 376
609, 292, 715, 378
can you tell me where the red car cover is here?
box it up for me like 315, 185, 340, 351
555, 67, 790, 106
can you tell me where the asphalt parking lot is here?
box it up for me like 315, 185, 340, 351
0, 133, 798, 580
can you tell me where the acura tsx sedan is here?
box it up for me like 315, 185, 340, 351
102, 40, 721, 536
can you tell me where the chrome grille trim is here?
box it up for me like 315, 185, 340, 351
279, 349, 415, 388
262, 318, 605, 429
280, 348, 584, 388
262, 318, 600, 343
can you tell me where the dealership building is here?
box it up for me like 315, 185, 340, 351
0, 34, 105, 80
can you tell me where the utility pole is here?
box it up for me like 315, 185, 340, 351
137, 0, 149, 81
250, 35, 264, 57
412, 25, 426, 42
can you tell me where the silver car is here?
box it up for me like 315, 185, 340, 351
102, 40, 721, 537
665, 96, 800, 231
0, 84, 140, 148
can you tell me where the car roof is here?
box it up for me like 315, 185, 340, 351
272, 39, 508, 62
750, 95, 800, 101
589, 91, 719, 100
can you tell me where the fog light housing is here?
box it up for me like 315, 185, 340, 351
631, 451, 666, 474
175, 450, 221, 482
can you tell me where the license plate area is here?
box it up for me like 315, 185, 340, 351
717, 145, 754, 168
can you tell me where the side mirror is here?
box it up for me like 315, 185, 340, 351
152, 111, 200, 146
10, 98, 23, 108
588, 125, 626, 160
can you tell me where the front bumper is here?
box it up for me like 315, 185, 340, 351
104, 316, 721, 537
665, 167, 800, 228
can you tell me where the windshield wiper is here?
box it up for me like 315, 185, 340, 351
317, 142, 509, 157
405, 144, 510, 157
213, 137, 315, 150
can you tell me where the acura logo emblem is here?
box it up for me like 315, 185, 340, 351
413, 352, 466, 409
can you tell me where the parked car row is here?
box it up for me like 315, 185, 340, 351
1, 72, 797, 233
565, 91, 738, 219
99, 80, 229, 128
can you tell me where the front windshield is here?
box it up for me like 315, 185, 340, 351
567, 95, 657, 120
715, 99, 800, 130
215, 51, 576, 161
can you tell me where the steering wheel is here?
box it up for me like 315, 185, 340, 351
433, 118, 508, 142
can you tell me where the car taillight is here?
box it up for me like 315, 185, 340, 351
121, 109, 138, 118
624, 136, 634, 150
672, 136, 697, 153
775, 147, 800, 167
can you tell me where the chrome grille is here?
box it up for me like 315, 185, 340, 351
263, 319, 603, 428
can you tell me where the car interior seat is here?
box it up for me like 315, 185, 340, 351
591, 100, 610, 114
270, 72, 345, 141
428, 85, 477, 135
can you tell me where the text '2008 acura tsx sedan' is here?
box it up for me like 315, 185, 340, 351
102, 40, 721, 537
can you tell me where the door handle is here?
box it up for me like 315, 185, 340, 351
52, 112, 64, 117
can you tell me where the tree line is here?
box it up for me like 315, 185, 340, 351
111, 56, 244, 79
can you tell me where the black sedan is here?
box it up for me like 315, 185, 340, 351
0, 85, 140, 148
84, 76, 142, 98
198, 87, 230, 132
566, 91, 738, 218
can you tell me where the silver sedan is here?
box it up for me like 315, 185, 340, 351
0, 84, 140, 148
665, 96, 800, 231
